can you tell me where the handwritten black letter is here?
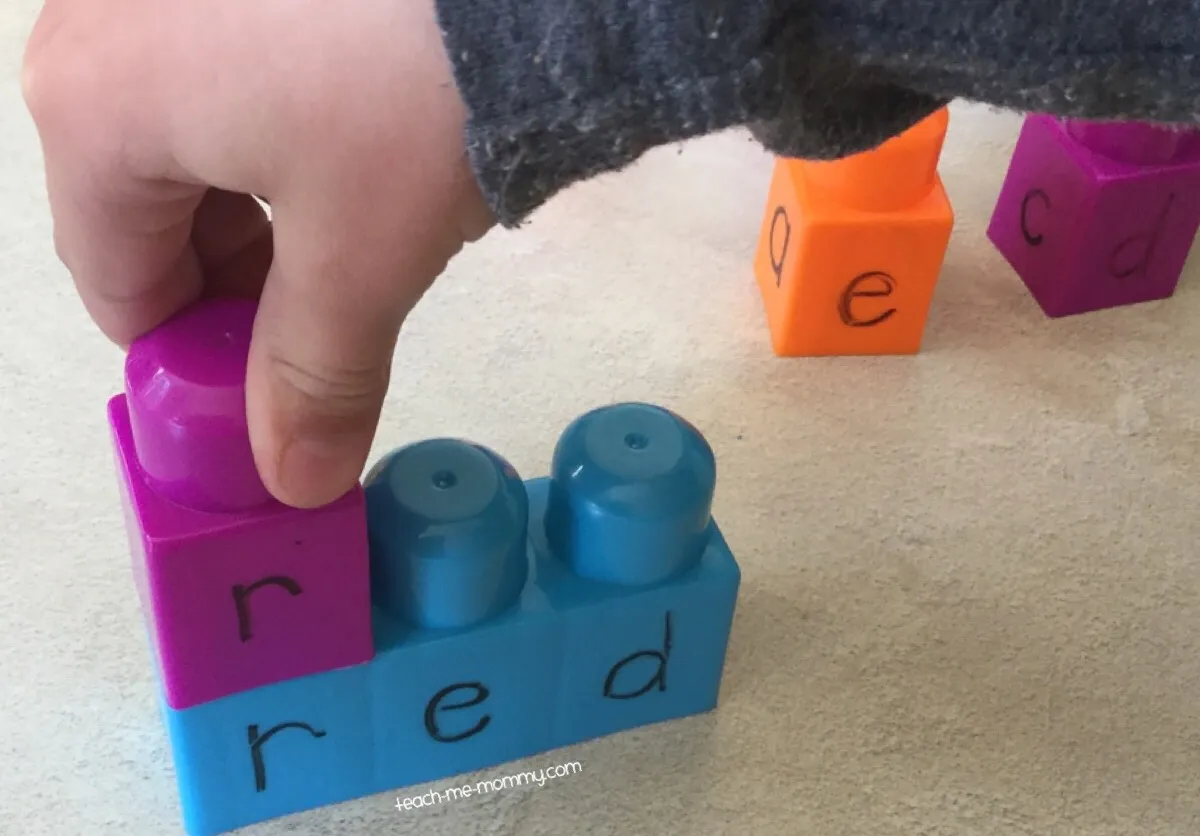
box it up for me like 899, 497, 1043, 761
604, 612, 673, 699
424, 682, 491, 743
1109, 193, 1176, 279
247, 721, 326, 792
232, 576, 303, 642
769, 207, 790, 287
838, 272, 897, 327
1020, 188, 1051, 246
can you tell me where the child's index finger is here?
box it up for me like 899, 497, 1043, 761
43, 159, 208, 348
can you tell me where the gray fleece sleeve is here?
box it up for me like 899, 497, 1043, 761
434, 0, 1200, 227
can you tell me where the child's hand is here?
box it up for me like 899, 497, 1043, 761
22, 0, 494, 508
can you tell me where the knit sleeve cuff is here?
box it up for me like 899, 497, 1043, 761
433, 0, 782, 226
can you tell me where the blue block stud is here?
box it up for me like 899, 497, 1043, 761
547, 403, 717, 586
365, 439, 529, 629
147, 403, 740, 836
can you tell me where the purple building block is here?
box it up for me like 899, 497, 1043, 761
108, 299, 374, 709
987, 116, 1200, 317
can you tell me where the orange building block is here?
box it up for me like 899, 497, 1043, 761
752, 108, 954, 356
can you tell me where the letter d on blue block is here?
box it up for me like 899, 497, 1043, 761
532, 403, 740, 745
365, 439, 562, 789
162, 665, 372, 836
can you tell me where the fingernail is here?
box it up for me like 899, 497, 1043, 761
276, 432, 364, 508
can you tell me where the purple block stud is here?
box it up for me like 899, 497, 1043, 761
108, 299, 374, 709
987, 116, 1200, 317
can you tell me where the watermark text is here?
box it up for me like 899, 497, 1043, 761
394, 761, 582, 811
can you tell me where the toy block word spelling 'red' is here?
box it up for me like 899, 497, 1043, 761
988, 117, 1200, 317
753, 107, 955, 356
107, 299, 740, 835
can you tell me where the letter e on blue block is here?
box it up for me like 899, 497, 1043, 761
529, 403, 741, 745
364, 438, 563, 789
369, 605, 562, 788
162, 665, 372, 836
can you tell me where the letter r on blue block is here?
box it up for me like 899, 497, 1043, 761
161, 665, 373, 836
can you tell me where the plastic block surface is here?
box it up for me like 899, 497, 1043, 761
753, 108, 954, 356
536, 404, 738, 742
987, 117, 1200, 317
106, 304, 742, 836
109, 299, 373, 709
362, 405, 739, 779
364, 438, 561, 788
163, 663, 373, 836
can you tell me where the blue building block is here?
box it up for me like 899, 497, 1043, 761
367, 604, 562, 790
156, 403, 740, 835
162, 664, 373, 836
532, 404, 740, 744
364, 439, 562, 789
534, 488, 740, 743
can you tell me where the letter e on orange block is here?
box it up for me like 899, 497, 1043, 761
753, 108, 955, 356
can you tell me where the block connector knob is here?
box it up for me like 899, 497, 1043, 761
546, 403, 715, 587
365, 439, 529, 629
124, 298, 271, 513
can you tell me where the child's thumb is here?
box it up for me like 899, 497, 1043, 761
245, 197, 446, 509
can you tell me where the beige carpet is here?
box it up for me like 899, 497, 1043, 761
4, 4, 1200, 834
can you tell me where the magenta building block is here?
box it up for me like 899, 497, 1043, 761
108, 299, 374, 709
987, 116, 1200, 317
